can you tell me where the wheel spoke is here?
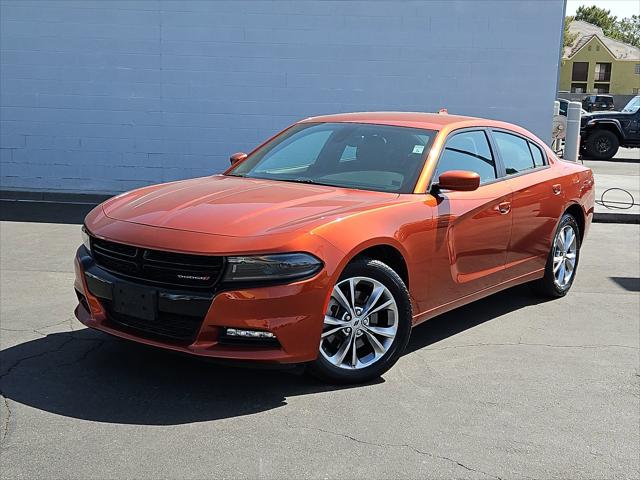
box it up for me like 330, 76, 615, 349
351, 336, 358, 368
557, 262, 566, 285
562, 263, 569, 285
348, 278, 357, 311
330, 333, 353, 366
564, 259, 575, 271
364, 324, 396, 338
565, 254, 576, 268
321, 326, 344, 338
332, 286, 354, 316
323, 314, 344, 326
553, 256, 563, 272
366, 299, 394, 318
363, 330, 386, 355
362, 285, 385, 317
564, 228, 574, 251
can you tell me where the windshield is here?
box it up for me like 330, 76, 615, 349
622, 96, 640, 113
227, 122, 436, 193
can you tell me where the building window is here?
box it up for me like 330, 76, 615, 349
633, 88, 639, 94
594, 63, 611, 82
593, 83, 610, 94
571, 83, 587, 93
571, 62, 589, 81
635, 64, 640, 74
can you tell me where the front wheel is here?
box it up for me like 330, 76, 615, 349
530, 213, 581, 298
308, 258, 412, 384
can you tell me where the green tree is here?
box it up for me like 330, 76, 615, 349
575, 5, 617, 35
564, 16, 578, 47
611, 15, 640, 48
574, 5, 640, 48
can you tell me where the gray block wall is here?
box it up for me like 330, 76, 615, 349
0, 0, 565, 194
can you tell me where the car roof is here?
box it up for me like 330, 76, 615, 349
299, 111, 530, 134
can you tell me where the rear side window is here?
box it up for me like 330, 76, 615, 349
528, 142, 546, 167
493, 131, 535, 175
434, 130, 496, 184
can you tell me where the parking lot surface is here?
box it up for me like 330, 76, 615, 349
584, 147, 640, 221
0, 219, 638, 479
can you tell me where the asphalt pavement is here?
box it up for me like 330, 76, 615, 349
0, 218, 638, 479
583, 147, 639, 223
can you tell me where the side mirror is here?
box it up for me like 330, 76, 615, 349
435, 170, 480, 192
229, 152, 247, 166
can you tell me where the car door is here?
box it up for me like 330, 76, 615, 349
427, 129, 513, 309
626, 110, 640, 142
491, 130, 564, 280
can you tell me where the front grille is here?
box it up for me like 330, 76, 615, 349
104, 302, 202, 343
91, 237, 224, 289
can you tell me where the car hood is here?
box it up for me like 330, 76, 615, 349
102, 175, 399, 237
583, 110, 633, 119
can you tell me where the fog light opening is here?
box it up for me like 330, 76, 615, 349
225, 328, 276, 339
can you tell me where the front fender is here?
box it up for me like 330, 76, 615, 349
584, 119, 625, 140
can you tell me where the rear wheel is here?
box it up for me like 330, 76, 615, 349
584, 129, 619, 160
309, 258, 412, 384
530, 213, 580, 298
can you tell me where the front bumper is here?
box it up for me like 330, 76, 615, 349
74, 246, 332, 363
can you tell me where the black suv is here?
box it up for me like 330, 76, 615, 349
582, 95, 615, 112
580, 96, 640, 160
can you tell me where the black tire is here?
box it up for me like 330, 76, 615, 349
530, 213, 581, 298
584, 129, 619, 160
308, 258, 412, 384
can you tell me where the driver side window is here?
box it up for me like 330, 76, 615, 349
434, 130, 496, 185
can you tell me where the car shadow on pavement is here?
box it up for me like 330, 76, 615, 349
0, 285, 544, 426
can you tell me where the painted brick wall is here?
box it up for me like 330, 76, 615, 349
0, 0, 564, 194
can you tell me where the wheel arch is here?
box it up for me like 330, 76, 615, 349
336, 239, 411, 290
564, 202, 586, 242
585, 121, 624, 141
351, 244, 410, 288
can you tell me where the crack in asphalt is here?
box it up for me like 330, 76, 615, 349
47, 339, 106, 372
0, 317, 76, 338
1, 395, 11, 443
0, 337, 74, 445
0, 330, 107, 444
290, 423, 503, 479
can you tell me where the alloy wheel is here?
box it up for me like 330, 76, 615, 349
320, 276, 398, 370
552, 224, 577, 288
595, 136, 611, 154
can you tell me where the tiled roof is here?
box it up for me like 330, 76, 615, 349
564, 20, 640, 60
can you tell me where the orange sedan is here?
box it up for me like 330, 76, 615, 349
74, 112, 595, 383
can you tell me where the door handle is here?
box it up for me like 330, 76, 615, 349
552, 184, 562, 195
497, 201, 511, 214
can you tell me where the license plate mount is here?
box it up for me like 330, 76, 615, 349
112, 283, 157, 321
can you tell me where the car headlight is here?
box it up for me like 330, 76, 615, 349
81, 226, 91, 252
223, 253, 323, 283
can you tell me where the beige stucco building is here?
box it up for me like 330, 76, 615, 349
559, 20, 640, 95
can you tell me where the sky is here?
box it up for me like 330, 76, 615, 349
566, 0, 639, 18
